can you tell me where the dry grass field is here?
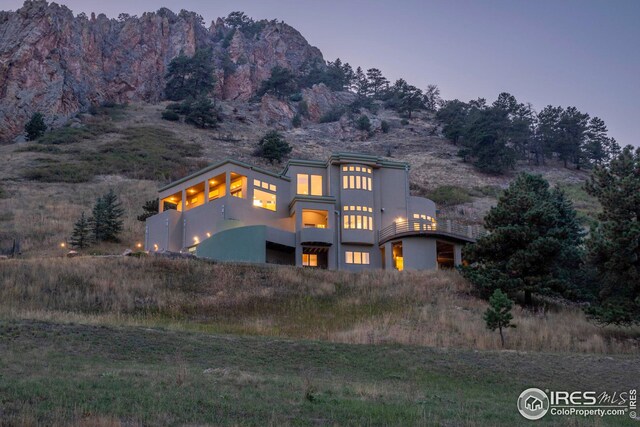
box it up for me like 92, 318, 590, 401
1, 257, 637, 354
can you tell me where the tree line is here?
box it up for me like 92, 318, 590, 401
462, 145, 640, 331
436, 93, 620, 174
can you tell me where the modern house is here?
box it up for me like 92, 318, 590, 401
145, 153, 484, 271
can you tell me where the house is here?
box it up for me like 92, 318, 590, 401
144, 152, 484, 271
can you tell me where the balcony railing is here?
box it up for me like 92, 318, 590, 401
378, 218, 486, 243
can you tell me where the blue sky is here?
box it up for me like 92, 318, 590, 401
5, 0, 639, 146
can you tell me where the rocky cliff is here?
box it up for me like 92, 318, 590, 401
0, 1, 323, 142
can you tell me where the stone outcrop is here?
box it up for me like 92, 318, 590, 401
0, 1, 323, 141
301, 84, 357, 122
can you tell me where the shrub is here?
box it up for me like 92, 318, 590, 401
319, 107, 344, 123
298, 100, 309, 118
25, 112, 47, 140
426, 185, 472, 206
356, 115, 371, 132
23, 162, 93, 183
161, 110, 180, 121
400, 119, 409, 126
255, 130, 292, 163
292, 114, 302, 128
381, 120, 390, 133
289, 93, 303, 102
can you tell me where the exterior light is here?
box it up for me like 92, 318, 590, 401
206, 232, 211, 238
193, 236, 199, 244
60, 242, 66, 248
396, 217, 405, 223
188, 189, 195, 194
153, 244, 158, 251
136, 243, 142, 248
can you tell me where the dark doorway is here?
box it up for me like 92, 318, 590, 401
437, 241, 455, 269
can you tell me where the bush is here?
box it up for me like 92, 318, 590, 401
25, 112, 47, 140
319, 107, 344, 123
161, 110, 180, 121
37, 122, 117, 145
426, 185, 472, 206
289, 93, 303, 102
255, 130, 292, 164
356, 115, 371, 132
23, 162, 93, 183
298, 100, 309, 118
381, 120, 390, 133
292, 114, 302, 128
400, 119, 409, 126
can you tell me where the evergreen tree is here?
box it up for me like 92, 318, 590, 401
25, 112, 47, 140
436, 100, 469, 145
423, 84, 441, 112
585, 146, 640, 325
385, 79, 424, 118
461, 173, 584, 305
90, 189, 125, 242
353, 67, 369, 96
165, 49, 215, 101
365, 68, 389, 98
484, 289, 516, 347
185, 97, 218, 128
137, 199, 159, 222
69, 211, 91, 249
257, 66, 298, 99
356, 115, 371, 132
255, 130, 292, 163
557, 106, 589, 169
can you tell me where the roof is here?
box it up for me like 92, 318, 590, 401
159, 152, 409, 192
158, 158, 289, 192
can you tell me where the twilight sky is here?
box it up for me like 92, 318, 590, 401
5, 0, 640, 146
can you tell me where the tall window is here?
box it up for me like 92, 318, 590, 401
341, 165, 372, 191
342, 206, 373, 230
297, 174, 323, 196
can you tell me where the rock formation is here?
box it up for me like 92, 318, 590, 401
0, 1, 324, 141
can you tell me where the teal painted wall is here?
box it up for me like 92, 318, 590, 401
196, 225, 266, 263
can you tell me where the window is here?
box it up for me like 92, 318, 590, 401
341, 165, 373, 191
296, 174, 323, 196
345, 251, 370, 265
230, 176, 245, 198
411, 213, 436, 230
254, 179, 277, 193
302, 209, 328, 228
302, 253, 318, 267
342, 206, 374, 230
253, 188, 277, 211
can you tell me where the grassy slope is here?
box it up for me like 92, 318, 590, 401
1, 319, 638, 426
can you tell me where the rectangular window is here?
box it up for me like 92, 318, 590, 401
343, 175, 348, 189
368, 177, 372, 191
342, 166, 348, 171
369, 219, 373, 231
345, 251, 370, 264
343, 215, 349, 228
356, 176, 361, 189
310, 175, 323, 196
356, 215, 363, 229
253, 188, 277, 211
363, 216, 368, 230
349, 175, 355, 189
302, 253, 318, 267
297, 174, 309, 195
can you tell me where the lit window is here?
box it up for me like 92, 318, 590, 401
302, 253, 318, 267
297, 174, 309, 195
230, 177, 245, 198
349, 166, 355, 171
253, 188, 276, 211
368, 177, 372, 190
349, 175, 355, 189
345, 251, 370, 264
342, 166, 348, 171
356, 215, 363, 229
310, 175, 322, 196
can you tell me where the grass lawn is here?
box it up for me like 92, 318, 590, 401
0, 319, 637, 426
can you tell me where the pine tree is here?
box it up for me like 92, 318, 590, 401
25, 112, 47, 140
365, 68, 389, 98
461, 173, 584, 305
165, 49, 216, 101
484, 289, 516, 347
90, 190, 125, 242
69, 212, 91, 249
353, 67, 369, 97
585, 146, 640, 325
185, 97, 218, 128
257, 66, 297, 99
255, 130, 292, 164
137, 199, 159, 222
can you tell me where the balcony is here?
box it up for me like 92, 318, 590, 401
299, 227, 333, 245
378, 218, 486, 244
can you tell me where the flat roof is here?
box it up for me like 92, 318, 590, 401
160, 153, 409, 192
